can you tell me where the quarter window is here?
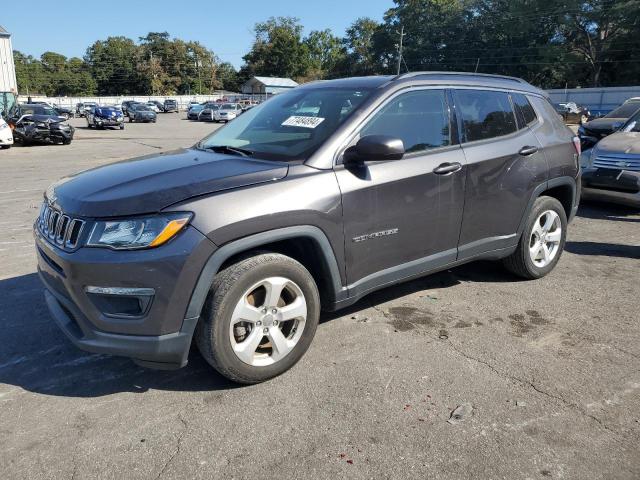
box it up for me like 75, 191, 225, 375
512, 93, 537, 127
454, 89, 517, 142
360, 89, 451, 154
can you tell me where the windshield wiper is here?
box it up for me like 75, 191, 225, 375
205, 144, 253, 157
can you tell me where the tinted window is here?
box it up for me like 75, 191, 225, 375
512, 93, 538, 127
360, 89, 451, 153
606, 102, 640, 119
200, 87, 373, 161
454, 90, 517, 142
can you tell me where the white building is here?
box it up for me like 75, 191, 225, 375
0, 25, 17, 93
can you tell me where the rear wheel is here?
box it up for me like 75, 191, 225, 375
503, 196, 567, 279
195, 253, 320, 384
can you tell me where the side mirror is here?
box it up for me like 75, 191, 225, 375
343, 135, 405, 165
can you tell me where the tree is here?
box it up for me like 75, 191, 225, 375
85, 36, 142, 95
335, 17, 385, 76
242, 17, 311, 80
304, 29, 346, 79
559, 0, 640, 86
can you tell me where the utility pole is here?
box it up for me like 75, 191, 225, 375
396, 25, 406, 75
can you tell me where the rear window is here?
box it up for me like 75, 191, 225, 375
512, 93, 538, 127
454, 90, 517, 142
606, 102, 640, 119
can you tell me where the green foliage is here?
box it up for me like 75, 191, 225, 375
11, 2, 640, 96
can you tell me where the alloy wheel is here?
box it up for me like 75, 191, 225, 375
229, 277, 307, 367
529, 210, 562, 268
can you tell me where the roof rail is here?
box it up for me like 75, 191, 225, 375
392, 71, 528, 84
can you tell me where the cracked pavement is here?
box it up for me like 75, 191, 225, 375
0, 114, 638, 479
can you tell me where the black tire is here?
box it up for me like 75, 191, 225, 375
120, 124, 125, 130
0, 144, 10, 149
503, 196, 567, 279
62, 138, 72, 145
195, 253, 320, 384
129, 117, 133, 123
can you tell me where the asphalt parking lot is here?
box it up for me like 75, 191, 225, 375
0, 113, 638, 479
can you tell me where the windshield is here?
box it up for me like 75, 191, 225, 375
606, 102, 640, 119
199, 87, 373, 161
622, 110, 640, 133
221, 104, 237, 110
134, 105, 151, 111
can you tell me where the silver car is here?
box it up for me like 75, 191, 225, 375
581, 109, 640, 207
213, 103, 243, 122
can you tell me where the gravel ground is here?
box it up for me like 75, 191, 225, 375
0, 114, 638, 479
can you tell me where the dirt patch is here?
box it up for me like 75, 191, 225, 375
387, 306, 436, 331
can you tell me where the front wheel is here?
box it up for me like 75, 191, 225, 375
503, 196, 567, 279
120, 124, 125, 130
195, 253, 320, 384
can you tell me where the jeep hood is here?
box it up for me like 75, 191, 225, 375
46, 148, 288, 217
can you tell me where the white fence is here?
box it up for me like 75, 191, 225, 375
546, 86, 640, 115
15, 93, 246, 111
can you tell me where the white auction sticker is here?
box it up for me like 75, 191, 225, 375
281, 116, 325, 129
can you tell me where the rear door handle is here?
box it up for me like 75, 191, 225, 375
519, 145, 539, 156
433, 162, 462, 175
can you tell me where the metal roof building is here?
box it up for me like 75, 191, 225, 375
0, 25, 18, 93
241, 76, 298, 95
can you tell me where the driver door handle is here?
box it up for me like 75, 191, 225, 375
519, 145, 539, 156
433, 162, 462, 175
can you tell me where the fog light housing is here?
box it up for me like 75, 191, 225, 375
85, 286, 154, 318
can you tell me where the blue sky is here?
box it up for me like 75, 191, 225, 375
3, 0, 392, 68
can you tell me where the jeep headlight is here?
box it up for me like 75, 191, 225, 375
87, 213, 192, 249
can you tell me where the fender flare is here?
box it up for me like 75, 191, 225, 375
516, 176, 577, 235
184, 225, 346, 319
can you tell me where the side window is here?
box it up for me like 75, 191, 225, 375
512, 93, 538, 128
453, 89, 517, 142
360, 89, 451, 153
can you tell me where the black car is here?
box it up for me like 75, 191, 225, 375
86, 105, 125, 129
164, 99, 178, 113
121, 101, 139, 115
579, 98, 640, 150
127, 103, 157, 123
9, 104, 75, 145
32, 101, 73, 119
149, 100, 165, 112
554, 102, 591, 125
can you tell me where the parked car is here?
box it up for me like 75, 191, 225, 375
187, 103, 205, 120
121, 101, 139, 115
187, 100, 200, 110
554, 102, 591, 125
579, 97, 640, 150
9, 104, 74, 145
164, 99, 178, 113
148, 101, 165, 112
32, 101, 73, 119
0, 116, 14, 149
86, 105, 125, 129
34, 72, 579, 384
581, 108, 640, 207
75, 102, 97, 117
145, 102, 161, 113
127, 103, 157, 123
198, 103, 221, 122
212, 103, 243, 122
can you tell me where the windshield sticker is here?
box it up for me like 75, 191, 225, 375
282, 116, 325, 129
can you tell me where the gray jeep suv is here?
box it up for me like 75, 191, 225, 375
35, 73, 580, 384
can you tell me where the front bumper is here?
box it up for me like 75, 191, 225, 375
35, 224, 217, 368
581, 167, 640, 207
0, 132, 13, 145
93, 117, 124, 126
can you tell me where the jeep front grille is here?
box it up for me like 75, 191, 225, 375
593, 154, 640, 172
38, 203, 85, 248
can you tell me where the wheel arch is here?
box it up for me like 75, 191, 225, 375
185, 226, 346, 320
517, 176, 577, 235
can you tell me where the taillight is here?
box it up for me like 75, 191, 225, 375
572, 136, 581, 156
